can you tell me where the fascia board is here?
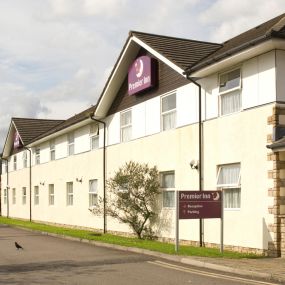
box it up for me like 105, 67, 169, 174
2, 122, 15, 158
94, 36, 185, 118
95, 39, 140, 118
191, 39, 285, 78
132, 36, 184, 75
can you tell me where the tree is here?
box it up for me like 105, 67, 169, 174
96, 161, 160, 239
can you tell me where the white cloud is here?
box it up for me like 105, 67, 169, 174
0, 0, 284, 150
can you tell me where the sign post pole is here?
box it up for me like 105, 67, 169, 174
175, 191, 179, 253
220, 191, 224, 254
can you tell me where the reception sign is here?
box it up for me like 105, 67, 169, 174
128, 56, 157, 95
179, 191, 222, 219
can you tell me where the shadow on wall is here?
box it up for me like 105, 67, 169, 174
263, 217, 281, 257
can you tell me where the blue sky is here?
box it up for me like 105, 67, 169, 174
1, 0, 285, 149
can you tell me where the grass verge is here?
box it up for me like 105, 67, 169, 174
0, 216, 261, 259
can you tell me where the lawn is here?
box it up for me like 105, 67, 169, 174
0, 216, 260, 259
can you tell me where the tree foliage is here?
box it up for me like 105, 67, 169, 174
97, 161, 160, 239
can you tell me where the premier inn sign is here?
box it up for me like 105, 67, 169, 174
128, 56, 157, 95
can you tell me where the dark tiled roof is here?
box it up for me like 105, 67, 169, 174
29, 105, 97, 144
13, 118, 64, 145
189, 13, 285, 72
131, 31, 222, 70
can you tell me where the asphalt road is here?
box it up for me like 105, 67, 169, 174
0, 224, 282, 285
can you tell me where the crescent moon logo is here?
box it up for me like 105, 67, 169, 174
212, 192, 220, 201
135, 59, 144, 78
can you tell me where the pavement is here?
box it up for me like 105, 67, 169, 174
8, 226, 285, 284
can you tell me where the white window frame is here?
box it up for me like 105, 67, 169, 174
120, 109, 132, 142
68, 133, 75, 156
89, 179, 98, 207
66, 182, 73, 206
35, 148, 40, 165
34, 186, 39, 205
13, 155, 17, 171
217, 163, 241, 210
23, 150, 28, 168
48, 184, 55, 206
160, 171, 175, 208
3, 188, 7, 204
219, 68, 241, 116
161, 93, 176, 131
12, 188, 16, 204
90, 124, 99, 150
22, 187, 26, 205
50, 140, 55, 161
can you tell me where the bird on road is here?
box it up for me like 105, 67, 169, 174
15, 242, 24, 250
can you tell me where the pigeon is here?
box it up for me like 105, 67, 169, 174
15, 242, 24, 250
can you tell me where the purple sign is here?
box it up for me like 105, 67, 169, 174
13, 131, 22, 149
128, 56, 157, 95
179, 191, 222, 219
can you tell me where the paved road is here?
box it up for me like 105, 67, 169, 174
0, 225, 282, 285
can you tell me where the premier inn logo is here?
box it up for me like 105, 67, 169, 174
128, 56, 157, 96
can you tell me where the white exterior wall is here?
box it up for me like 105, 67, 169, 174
0, 51, 279, 251
276, 49, 285, 102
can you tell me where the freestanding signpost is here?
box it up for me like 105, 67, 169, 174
175, 190, 223, 253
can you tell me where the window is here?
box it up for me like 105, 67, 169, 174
34, 186, 39, 205
2, 160, 7, 174
22, 187, 26, 205
66, 182, 73, 206
68, 133, 74, 156
48, 184, 55, 205
217, 163, 241, 209
23, 151, 27, 168
13, 155, 17, 171
3, 188, 7, 204
160, 171, 175, 208
161, 93, 176, 131
50, 140, 55, 161
90, 124, 99, 150
89, 179, 98, 207
35, 148, 40, 165
120, 110, 132, 142
12, 188, 16, 204
219, 68, 241, 115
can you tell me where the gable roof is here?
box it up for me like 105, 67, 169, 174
188, 13, 285, 73
13, 118, 64, 145
130, 31, 221, 71
28, 105, 97, 144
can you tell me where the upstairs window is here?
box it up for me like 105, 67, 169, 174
160, 171, 175, 208
68, 133, 75, 156
13, 155, 17, 171
217, 163, 241, 209
120, 110, 132, 142
90, 124, 99, 150
219, 68, 241, 116
23, 151, 27, 168
161, 93, 176, 131
35, 148, 40, 165
50, 140, 55, 161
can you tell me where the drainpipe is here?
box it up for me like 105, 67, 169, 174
184, 73, 204, 247
1, 157, 9, 218
90, 115, 107, 234
23, 147, 32, 222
